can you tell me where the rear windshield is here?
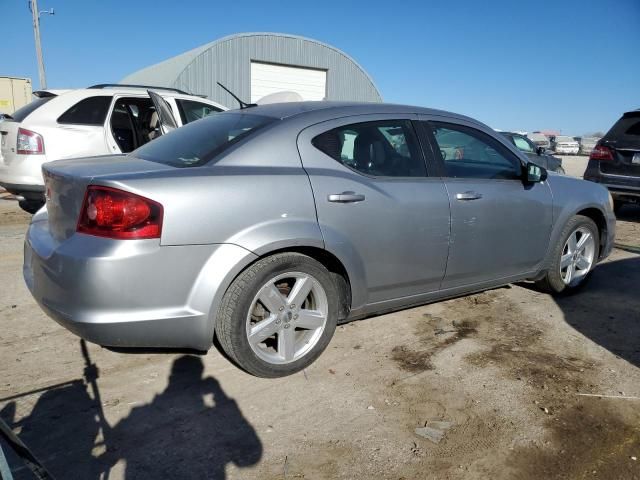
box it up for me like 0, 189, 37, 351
556, 136, 573, 142
604, 113, 640, 143
10, 96, 55, 122
132, 112, 276, 168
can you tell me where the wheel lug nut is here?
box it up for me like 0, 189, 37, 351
279, 306, 284, 311
284, 324, 290, 329
290, 304, 295, 309
275, 319, 281, 325
293, 314, 298, 320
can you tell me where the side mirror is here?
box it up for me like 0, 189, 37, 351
525, 162, 547, 183
536, 146, 545, 155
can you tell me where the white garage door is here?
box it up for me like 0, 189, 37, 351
250, 62, 327, 103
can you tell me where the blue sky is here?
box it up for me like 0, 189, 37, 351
3, 0, 639, 135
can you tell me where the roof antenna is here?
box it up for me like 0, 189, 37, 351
217, 82, 256, 109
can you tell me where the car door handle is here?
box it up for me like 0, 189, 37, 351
455, 191, 483, 201
328, 192, 365, 203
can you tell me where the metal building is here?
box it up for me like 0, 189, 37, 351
121, 32, 382, 108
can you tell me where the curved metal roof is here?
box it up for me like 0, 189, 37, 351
121, 32, 381, 106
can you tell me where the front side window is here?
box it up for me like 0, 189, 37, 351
430, 122, 521, 180
58, 96, 112, 125
176, 99, 222, 124
311, 120, 426, 177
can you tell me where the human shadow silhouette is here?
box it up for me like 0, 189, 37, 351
553, 255, 640, 368
1, 354, 262, 479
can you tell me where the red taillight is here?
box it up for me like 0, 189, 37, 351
589, 145, 614, 161
16, 128, 44, 155
77, 186, 163, 239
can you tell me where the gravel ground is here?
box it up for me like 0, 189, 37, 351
558, 155, 590, 179
1, 186, 639, 479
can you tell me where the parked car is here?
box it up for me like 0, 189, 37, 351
499, 131, 564, 173
527, 132, 551, 150
584, 110, 640, 213
575, 136, 600, 155
24, 102, 615, 377
0, 84, 226, 213
551, 135, 580, 155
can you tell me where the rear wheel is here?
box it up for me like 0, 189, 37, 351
215, 253, 339, 377
535, 215, 599, 294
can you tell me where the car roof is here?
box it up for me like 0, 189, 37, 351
239, 101, 481, 124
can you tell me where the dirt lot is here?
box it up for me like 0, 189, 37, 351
1, 181, 639, 480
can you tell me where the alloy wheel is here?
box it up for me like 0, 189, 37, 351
560, 227, 596, 287
246, 272, 329, 364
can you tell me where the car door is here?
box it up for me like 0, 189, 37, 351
297, 115, 450, 306
419, 118, 553, 289
148, 90, 178, 134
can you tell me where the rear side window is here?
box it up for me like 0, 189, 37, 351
11, 96, 54, 122
176, 99, 222, 124
312, 120, 426, 177
133, 112, 276, 168
57, 96, 112, 125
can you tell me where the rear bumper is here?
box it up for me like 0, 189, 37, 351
24, 216, 257, 350
0, 153, 47, 199
584, 170, 640, 202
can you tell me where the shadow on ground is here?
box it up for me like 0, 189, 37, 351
0, 354, 262, 479
555, 256, 640, 369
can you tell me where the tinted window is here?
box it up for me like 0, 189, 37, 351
604, 112, 640, 144
512, 136, 534, 153
176, 99, 222, 124
58, 96, 112, 125
430, 122, 521, 179
312, 120, 426, 177
133, 112, 276, 168
11, 96, 54, 122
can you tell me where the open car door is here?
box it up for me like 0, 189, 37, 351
147, 90, 178, 135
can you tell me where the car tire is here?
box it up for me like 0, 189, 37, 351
613, 200, 624, 216
18, 199, 44, 214
535, 215, 599, 295
215, 252, 339, 378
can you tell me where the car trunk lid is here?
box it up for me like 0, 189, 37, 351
43, 155, 174, 242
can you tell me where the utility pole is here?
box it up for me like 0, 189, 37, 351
29, 0, 54, 90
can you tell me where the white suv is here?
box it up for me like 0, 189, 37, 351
0, 84, 226, 212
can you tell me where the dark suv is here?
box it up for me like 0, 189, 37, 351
499, 132, 564, 173
584, 110, 640, 213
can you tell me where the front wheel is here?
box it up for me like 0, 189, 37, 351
215, 253, 339, 377
535, 215, 599, 294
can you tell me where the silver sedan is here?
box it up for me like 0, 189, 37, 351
24, 102, 616, 377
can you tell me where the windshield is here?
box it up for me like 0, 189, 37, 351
133, 112, 276, 168
10, 96, 55, 122
556, 136, 574, 142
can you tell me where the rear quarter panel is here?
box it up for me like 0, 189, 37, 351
100, 121, 324, 251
